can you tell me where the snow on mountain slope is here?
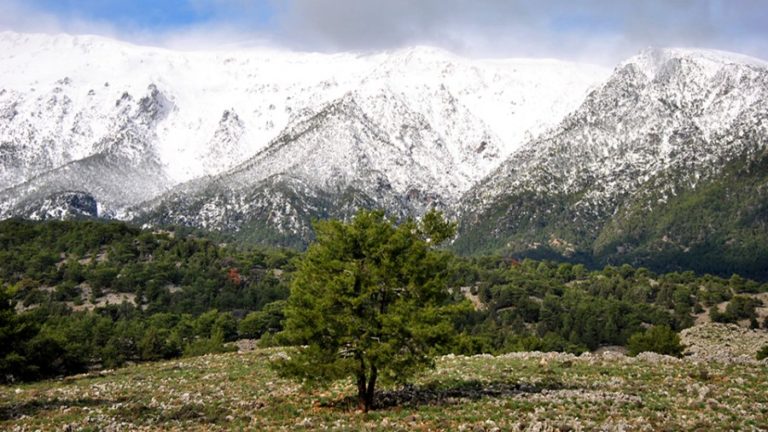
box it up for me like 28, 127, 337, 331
135, 61, 600, 241
133, 89, 478, 239
0, 31, 606, 210
0, 31, 377, 188
367, 47, 607, 166
456, 47, 768, 257
0, 83, 174, 219
3, 31, 767, 266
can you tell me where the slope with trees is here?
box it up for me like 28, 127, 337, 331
1, 217, 767, 385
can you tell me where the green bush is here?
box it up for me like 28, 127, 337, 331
238, 300, 286, 339
627, 325, 683, 357
725, 295, 762, 321
182, 330, 235, 357
757, 345, 768, 361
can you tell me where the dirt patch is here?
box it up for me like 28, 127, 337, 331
70, 291, 138, 312
459, 286, 485, 311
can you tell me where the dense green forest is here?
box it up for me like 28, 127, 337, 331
1, 219, 767, 383
448, 257, 767, 354
455, 150, 768, 282
0, 219, 293, 382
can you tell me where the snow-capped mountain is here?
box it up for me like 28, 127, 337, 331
0, 82, 174, 219
3, 31, 767, 277
456, 47, 768, 276
134, 89, 486, 240
0, 31, 604, 221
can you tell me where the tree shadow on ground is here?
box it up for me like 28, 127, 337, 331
0, 396, 122, 421
112, 401, 233, 425
323, 377, 571, 411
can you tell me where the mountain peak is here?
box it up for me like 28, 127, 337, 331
389, 45, 458, 59
622, 47, 768, 79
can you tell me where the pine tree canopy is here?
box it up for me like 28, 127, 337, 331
274, 209, 467, 411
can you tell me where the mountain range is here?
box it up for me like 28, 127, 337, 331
1, 31, 767, 278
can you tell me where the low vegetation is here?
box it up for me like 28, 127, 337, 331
2, 348, 767, 431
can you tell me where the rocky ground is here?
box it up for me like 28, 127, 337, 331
2, 334, 768, 431
681, 322, 768, 361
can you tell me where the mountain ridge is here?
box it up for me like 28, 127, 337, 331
454, 47, 768, 278
2, 32, 768, 276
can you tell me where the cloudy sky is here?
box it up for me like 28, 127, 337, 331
1, 0, 767, 64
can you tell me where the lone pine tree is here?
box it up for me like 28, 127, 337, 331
275, 209, 466, 411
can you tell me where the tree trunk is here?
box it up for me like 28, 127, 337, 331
357, 372, 368, 412
356, 365, 378, 412
365, 365, 377, 410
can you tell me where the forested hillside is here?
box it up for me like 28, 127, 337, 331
0, 219, 294, 381
449, 257, 768, 354
1, 219, 767, 383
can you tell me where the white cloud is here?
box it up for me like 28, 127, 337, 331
0, 0, 766, 64
0, 0, 119, 38
260, 0, 768, 62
